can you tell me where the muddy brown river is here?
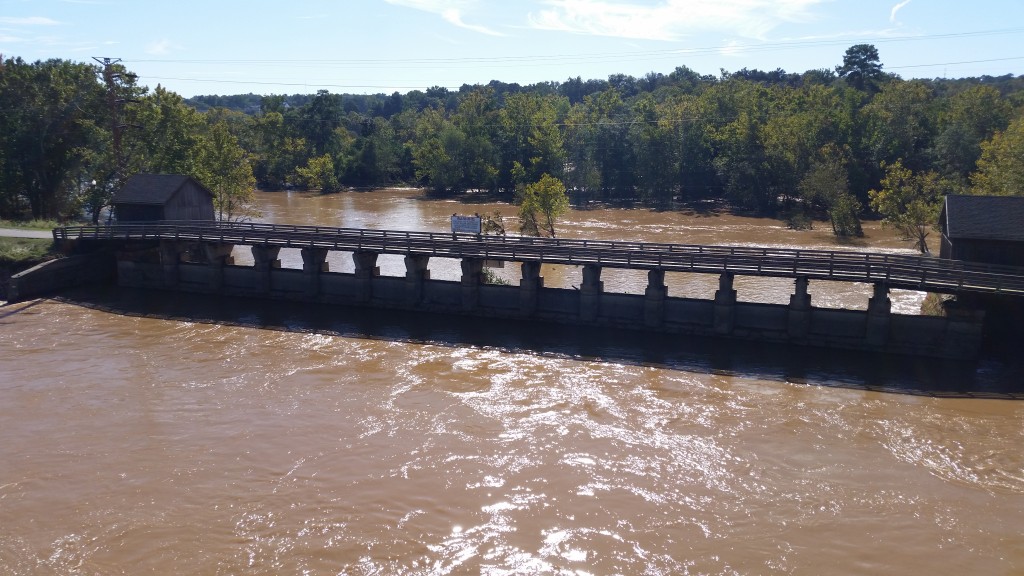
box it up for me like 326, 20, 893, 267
2, 189, 1022, 574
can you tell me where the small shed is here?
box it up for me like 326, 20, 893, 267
113, 174, 215, 222
939, 194, 1024, 267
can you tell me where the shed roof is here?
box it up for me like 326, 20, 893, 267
942, 195, 1024, 242
112, 174, 213, 205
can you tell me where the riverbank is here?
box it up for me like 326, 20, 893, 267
0, 237, 59, 300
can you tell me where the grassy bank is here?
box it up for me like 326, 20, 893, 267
0, 237, 56, 265
0, 238, 60, 300
0, 219, 62, 231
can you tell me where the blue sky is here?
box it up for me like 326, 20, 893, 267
2, 0, 1023, 97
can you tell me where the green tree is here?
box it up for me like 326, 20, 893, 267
345, 116, 403, 186
970, 115, 1024, 197
662, 93, 718, 202
868, 159, 944, 253
297, 154, 339, 193
563, 89, 632, 201
498, 92, 567, 193
451, 88, 499, 193
628, 94, 677, 206
0, 57, 106, 219
933, 85, 1012, 182
863, 80, 936, 173
81, 60, 146, 223
250, 108, 301, 189
799, 144, 863, 237
518, 173, 569, 237
707, 79, 777, 212
298, 90, 345, 157
202, 121, 258, 220
836, 44, 885, 93
410, 107, 464, 194
133, 86, 209, 176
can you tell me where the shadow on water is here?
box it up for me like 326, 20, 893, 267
49, 285, 1024, 399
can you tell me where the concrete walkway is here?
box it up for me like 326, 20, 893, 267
0, 228, 52, 239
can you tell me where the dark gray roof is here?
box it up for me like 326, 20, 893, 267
942, 195, 1024, 242
112, 174, 212, 205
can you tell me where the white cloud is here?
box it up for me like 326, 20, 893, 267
719, 40, 745, 57
527, 0, 825, 41
890, 0, 911, 23
384, 0, 505, 36
0, 16, 60, 26
146, 39, 176, 55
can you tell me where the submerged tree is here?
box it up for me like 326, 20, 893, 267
297, 153, 340, 193
799, 144, 863, 237
518, 173, 569, 238
203, 121, 258, 221
868, 159, 944, 253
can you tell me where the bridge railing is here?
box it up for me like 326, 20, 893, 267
53, 221, 1024, 296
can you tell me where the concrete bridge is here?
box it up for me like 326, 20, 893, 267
17, 221, 1024, 359
52, 221, 1024, 296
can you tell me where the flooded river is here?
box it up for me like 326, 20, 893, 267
2, 189, 1022, 574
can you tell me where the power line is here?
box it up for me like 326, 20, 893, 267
125, 27, 1024, 69
140, 54, 1024, 94
888, 56, 1024, 70
144, 77, 444, 91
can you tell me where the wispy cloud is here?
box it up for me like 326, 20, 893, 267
0, 16, 60, 26
719, 40, 745, 57
890, 0, 912, 23
527, 0, 825, 41
146, 39, 178, 55
384, 0, 505, 36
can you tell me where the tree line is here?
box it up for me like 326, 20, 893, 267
0, 55, 256, 223
2, 46, 1023, 249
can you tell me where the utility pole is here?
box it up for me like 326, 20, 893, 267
92, 57, 139, 223
93, 57, 125, 174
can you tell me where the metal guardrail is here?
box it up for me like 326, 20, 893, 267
53, 221, 1024, 296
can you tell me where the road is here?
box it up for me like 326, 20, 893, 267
0, 228, 52, 239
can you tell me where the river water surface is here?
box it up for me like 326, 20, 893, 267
2, 189, 1023, 574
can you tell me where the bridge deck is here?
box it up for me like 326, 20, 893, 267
54, 221, 1024, 297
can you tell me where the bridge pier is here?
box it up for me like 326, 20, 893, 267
460, 258, 483, 311
580, 264, 603, 322
714, 272, 737, 335
159, 241, 188, 289
405, 255, 430, 306
866, 283, 891, 346
352, 251, 379, 303
203, 243, 234, 292
643, 269, 666, 327
942, 306, 985, 358
301, 248, 329, 299
520, 261, 543, 316
788, 276, 811, 338
251, 245, 281, 295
